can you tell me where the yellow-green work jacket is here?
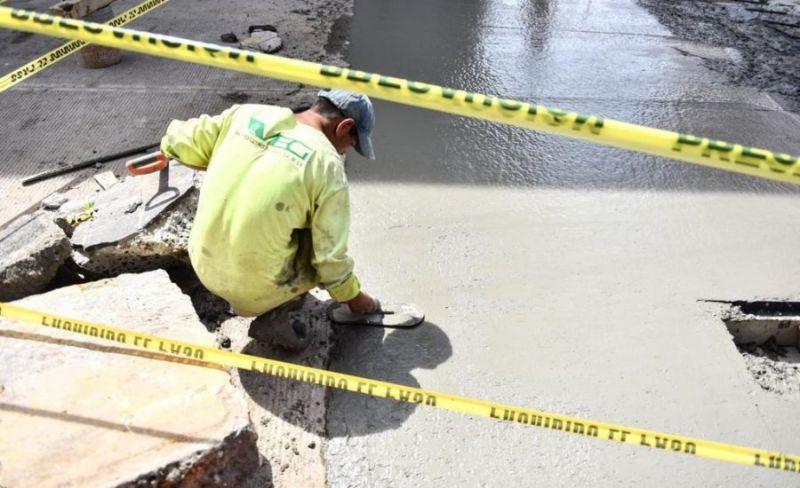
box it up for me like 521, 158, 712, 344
161, 104, 360, 316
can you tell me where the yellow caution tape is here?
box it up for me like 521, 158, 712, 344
0, 7, 798, 185
0, 0, 170, 92
1, 301, 798, 474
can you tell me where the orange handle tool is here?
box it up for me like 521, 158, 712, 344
126, 151, 167, 175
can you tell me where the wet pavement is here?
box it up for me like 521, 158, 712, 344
326, 0, 800, 486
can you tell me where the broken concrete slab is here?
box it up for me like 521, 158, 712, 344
70, 161, 198, 276
221, 289, 333, 488
0, 270, 259, 487
0, 213, 71, 301
241, 30, 283, 53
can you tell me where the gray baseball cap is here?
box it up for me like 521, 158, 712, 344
318, 89, 376, 160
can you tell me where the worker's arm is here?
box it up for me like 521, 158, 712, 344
160, 105, 239, 170
310, 160, 377, 314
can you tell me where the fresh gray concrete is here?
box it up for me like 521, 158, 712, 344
326, 0, 800, 486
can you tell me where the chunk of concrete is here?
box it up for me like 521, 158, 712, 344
0, 214, 71, 301
71, 162, 198, 277
0, 270, 259, 487
49, 0, 113, 19
241, 30, 283, 53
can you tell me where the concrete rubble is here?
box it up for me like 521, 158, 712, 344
0, 0, 354, 485
0, 270, 258, 487
68, 161, 199, 277
0, 214, 71, 302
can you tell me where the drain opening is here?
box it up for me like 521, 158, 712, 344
713, 300, 800, 396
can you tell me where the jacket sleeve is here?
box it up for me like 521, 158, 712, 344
310, 159, 361, 302
160, 105, 239, 169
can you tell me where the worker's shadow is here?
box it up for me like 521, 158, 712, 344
238, 305, 452, 438
325, 319, 453, 438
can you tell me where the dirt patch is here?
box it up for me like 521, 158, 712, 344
639, 0, 800, 112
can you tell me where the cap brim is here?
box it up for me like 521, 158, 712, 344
355, 130, 375, 160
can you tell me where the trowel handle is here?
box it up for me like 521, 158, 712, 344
126, 151, 167, 175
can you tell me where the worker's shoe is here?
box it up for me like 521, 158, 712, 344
248, 294, 311, 352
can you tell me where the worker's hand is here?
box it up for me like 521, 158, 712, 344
346, 291, 378, 314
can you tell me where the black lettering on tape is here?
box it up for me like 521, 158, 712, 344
774, 153, 798, 167
685, 442, 696, 455
735, 146, 769, 168
378, 76, 402, 89
347, 70, 372, 83
673, 133, 703, 152
161, 38, 182, 49
784, 458, 796, 472
543, 108, 569, 127
702, 139, 734, 161
203, 45, 221, 56
490, 407, 501, 419
59, 18, 79, 31
11, 9, 32, 20
408, 81, 432, 94
499, 99, 523, 111
655, 437, 668, 449
442, 87, 457, 99
587, 425, 599, 437
33, 13, 55, 26
83, 22, 103, 35
320, 65, 344, 77
552, 419, 563, 431
425, 395, 436, 406
640, 434, 651, 447
482, 95, 495, 107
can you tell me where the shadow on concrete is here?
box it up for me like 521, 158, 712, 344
325, 320, 453, 438
0, 402, 219, 444
236, 305, 452, 438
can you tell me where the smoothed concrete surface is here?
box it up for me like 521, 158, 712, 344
326, 0, 800, 486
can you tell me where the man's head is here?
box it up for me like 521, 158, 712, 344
312, 89, 375, 160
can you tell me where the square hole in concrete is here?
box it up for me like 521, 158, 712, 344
713, 300, 800, 396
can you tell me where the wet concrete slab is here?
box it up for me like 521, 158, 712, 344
327, 0, 800, 486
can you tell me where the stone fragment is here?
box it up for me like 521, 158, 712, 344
0, 214, 70, 301
220, 32, 239, 43
71, 161, 198, 277
41, 192, 69, 210
93, 170, 119, 190
241, 30, 283, 53
0, 270, 259, 487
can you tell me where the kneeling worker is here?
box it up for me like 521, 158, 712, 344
159, 89, 379, 351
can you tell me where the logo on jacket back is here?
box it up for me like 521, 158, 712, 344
247, 117, 313, 162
